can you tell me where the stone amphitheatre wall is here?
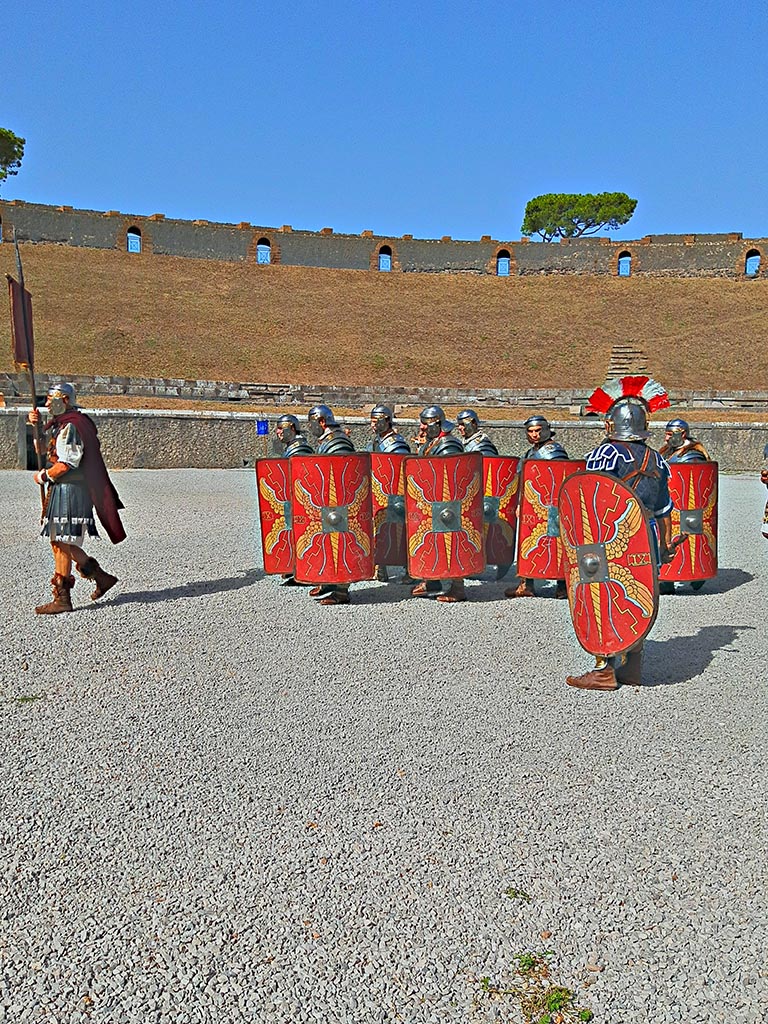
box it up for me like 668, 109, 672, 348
1, 200, 766, 278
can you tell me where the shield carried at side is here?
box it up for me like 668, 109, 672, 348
405, 453, 485, 579
482, 456, 520, 580
559, 471, 658, 659
290, 453, 373, 584
517, 459, 586, 579
256, 458, 294, 574
659, 462, 718, 584
370, 452, 408, 567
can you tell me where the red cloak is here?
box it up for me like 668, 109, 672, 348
53, 410, 127, 544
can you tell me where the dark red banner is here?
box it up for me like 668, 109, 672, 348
7, 275, 34, 369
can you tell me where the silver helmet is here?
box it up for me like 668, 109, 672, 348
370, 404, 394, 437
665, 418, 690, 450
605, 397, 650, 441
456, 408, 480, 438
307, 403, 337, 438
47, 381, 77, 416
276, 413, 301, 444
419, 404, 452, 440
524, 415, 553, 442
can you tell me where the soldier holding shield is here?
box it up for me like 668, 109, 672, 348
563, 380, 676, 690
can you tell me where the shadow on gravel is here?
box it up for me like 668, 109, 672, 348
645, 624, 754, 686
660, 568, 755, 596
108, 568, 264, 606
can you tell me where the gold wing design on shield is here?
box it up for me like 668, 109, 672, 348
460, 473, 483, 551
407, 478, 431, 557
605, 500, 654, 617
702, 486, 717, 553
346, 476, 372, 556
259, 479, 289, 554
519, 479, 549, 559
294, 481, 322, 560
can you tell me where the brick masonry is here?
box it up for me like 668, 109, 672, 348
2, 200, 765, 277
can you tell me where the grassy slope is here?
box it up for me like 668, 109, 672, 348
2, 243, 767, 391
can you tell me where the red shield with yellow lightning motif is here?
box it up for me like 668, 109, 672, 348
370, 453, 407, 566
482, 456, 520, 578
517, 459, 586, 579
659, 462, 718, 583
290, 454, 374, 584
405, 453, 484, 579
559, 471, 659, 658
256, 458, 294, 575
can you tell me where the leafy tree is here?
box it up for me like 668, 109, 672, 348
521, 192, 637, 242
0, 127, 26, 192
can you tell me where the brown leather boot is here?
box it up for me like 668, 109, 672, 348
615, 649, 643, 686
79, 558, 118, 601
35, 574, 74, 615
566, 665, 618, 690
437, 579, 466, 603
505, 578, 535, 598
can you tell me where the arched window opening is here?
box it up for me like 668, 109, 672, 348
496, 249, 511, 277
378, 245, 392, 272
256, 238, 271, 264
745, 249, 761, 276
617, 251, 632, 277
126, 226, 142, 253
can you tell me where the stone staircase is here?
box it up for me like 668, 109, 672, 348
607, 344, 648, 377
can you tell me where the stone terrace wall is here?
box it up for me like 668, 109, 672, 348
2, 200, 765, 278
1, 408, 766, 473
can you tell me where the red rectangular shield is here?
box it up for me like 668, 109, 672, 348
404, 453, 485, 579
517, 459, 586, 579
256, 458, 294, 574
7, 275, 34, 368
559, 471, 659, 658
659, 462, 718, 583
291, 453, 374, 584
370, 452, 407, 566
482, 456, 520, 575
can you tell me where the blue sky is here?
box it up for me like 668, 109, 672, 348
3, 1, 767, 241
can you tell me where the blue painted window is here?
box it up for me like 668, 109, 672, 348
617, 251, 632, 277
378, 245, 392, 272
127, 227, 142, 253
496, 250, 511, 276
745, 250, 761, 276
257, 238, 271, 264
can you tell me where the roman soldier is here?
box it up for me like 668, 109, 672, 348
565, 380, 675, 691
761, 443, 768, 539
306, 404, 355, 605
659, 418, 710, 463
658, 418, 713, 593
506, 415, 569, 600
368, 404, 411, 454
456, 409, 499, 456
410, 405, 469, 603
307, 404, 356, 455
273, 414, 313, 586
28, 382, 125, 615
275, 413, 313, 457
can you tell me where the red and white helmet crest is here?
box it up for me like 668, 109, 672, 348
586, 375, 670, 415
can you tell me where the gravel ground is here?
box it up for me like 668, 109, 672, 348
1, 469, 766, 1024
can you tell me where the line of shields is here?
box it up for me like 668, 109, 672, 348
257, 453, 695, 585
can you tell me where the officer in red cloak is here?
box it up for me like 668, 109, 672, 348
28, 382, 126, 614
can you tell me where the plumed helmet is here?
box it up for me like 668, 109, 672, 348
524, 414, 553, 441
307, 404, 337, 426
276, 413, 301, 431
665, 417, 690, 436
605, 397, 650, 441
47, 382, 77, 404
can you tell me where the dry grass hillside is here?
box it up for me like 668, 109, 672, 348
2, 243, 767, 391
